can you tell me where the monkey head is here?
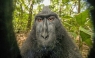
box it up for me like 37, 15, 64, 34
34, 6, 60, 50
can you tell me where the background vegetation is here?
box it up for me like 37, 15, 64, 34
13, 0, 93, 58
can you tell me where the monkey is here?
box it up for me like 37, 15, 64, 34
20, 6, 82, 58
1, 0, 95, 58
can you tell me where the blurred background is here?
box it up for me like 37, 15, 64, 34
13, 0, 93, 58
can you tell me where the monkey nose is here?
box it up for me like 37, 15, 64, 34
41, 33, 49, 39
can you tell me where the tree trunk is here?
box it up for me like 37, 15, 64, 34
26, 2, 33, 31
78, 0, 80, 13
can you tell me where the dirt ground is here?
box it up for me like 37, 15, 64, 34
16, 33, 90, 58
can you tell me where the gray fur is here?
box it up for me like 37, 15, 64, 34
20, 6, 82, 58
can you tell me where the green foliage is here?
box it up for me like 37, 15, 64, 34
73, 9, 93, 47
13, 0, 93, 48
13, 0, 44, 32
62, 0, 69, 3
75, 10, 90, 25
79, 26, 93, 36
79, 26, 93, 46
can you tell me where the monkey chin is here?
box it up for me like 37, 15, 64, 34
37, 39, 57, 51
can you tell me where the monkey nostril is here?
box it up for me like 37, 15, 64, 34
41, 35, 49, 39
41, 35, 44, 38
45, 35, 49, 39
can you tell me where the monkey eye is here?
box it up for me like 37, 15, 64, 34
48, 16, 55, 21
37, 18, 43, 22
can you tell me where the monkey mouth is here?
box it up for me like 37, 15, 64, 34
42, 46, 48, 50
40, 46, 54, 52
39, 43, 56, 51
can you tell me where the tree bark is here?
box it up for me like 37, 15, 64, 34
27, 2, 33, 31
78, 0, 80, 13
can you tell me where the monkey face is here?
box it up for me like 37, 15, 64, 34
35, 15, 58, 49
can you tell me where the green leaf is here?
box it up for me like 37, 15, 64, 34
79, 26, 92, 46
75, 10, 89, 25
62, 0, 69, 3
79, 26, 93, 36
63, 15, 73, 19
80, 31, 92, 47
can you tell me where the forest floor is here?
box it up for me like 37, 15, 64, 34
16, 33, 90, 58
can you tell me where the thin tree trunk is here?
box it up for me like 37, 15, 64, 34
27, 3, 33, 31
78, 0, 80, 13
